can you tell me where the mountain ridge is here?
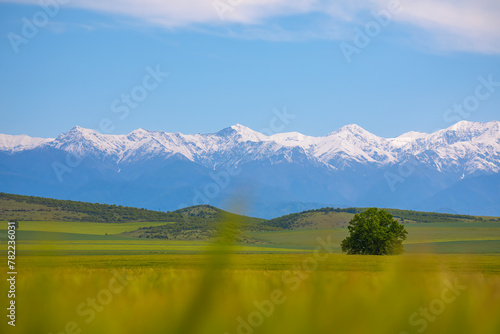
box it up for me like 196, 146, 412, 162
1, 121, 499, 218
1, 120, 499, 174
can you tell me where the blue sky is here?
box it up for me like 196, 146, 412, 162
1, 0, 499, 139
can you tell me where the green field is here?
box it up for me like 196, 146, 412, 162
2, 194, 500, 333
1, 221, 177, 235
1, 218, 500, 334
250, 222, 500, 253
2, 252, 500, 334
2, 220, 500, 255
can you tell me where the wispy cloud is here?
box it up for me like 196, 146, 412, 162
4, 0, 500, 53
385, 0, 500, 54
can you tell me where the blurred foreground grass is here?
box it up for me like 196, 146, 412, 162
2, 253, 500, 334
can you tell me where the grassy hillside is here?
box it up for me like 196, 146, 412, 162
121, 206, 270, 241
0, 193, 269, 241
0, 192, 185, 222
2, 192, 500, 245
262, 206, 500, 230
4, 192, 498, 226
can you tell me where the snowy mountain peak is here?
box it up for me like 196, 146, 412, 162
389, 131, 428, 147
448, 120, 476, 131
51, 126, 127, 157
333, 124, 368, 135
441, 120, 500, 138
130, 128, 149, 134
62, 126, 100, 139
397, 131, 428, 139
0, 134, 54, 152
216, 124, 267, 142
344, 124, 364, 131
268, 132, 317, 150
429, 120, 499, 145
70, 125, 94, 133
127, 128, 151, 141
230, 123, 251, 131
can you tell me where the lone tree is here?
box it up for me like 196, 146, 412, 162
341, 208, 407, 255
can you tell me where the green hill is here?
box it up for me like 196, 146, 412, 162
0, 193, 268, 241
0, 192, 186, 223
121, 205, 269, 241
2, 192, 499, 243
261, 206, 499, 230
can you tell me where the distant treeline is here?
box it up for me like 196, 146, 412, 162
0, 192, 184, 222
316, 207, 479, 223
263, 206, 485, 230
381, 208, 481, 223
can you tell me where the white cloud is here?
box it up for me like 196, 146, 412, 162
3, 0, 500, 53
387, 0, 500, 53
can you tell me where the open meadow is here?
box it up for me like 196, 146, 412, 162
2, 253, 500, 334
2, 219, 500, 255
2, 216, 500, 334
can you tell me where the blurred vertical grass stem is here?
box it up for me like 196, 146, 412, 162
174, 205, 244, 333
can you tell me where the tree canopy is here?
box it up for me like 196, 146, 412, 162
341, 208, 408, 255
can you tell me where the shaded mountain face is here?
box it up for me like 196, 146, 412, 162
1, 120, 499, 218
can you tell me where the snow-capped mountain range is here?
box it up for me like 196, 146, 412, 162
1, 121, 499, 217
1, 120, 499, 174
